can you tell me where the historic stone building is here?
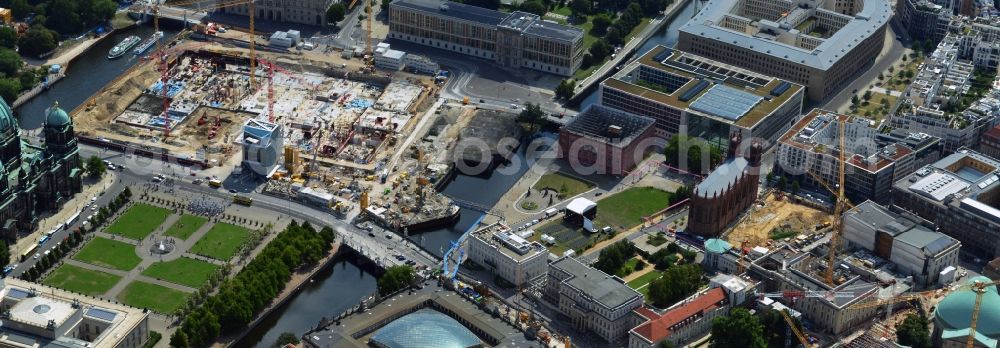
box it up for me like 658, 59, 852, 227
0, 100, 82, 241
687, 134, 763, 237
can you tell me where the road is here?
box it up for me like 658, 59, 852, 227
820, 20, 907, 112
11, 143, 439, 278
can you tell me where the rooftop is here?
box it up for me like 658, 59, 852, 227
391, 0, 583, 42
897, 149, 1000, 223
605, 46, 802, 128
551, 257, 642, 310
679, 0, 892, 70
561, 105, 655, 147
844, 201, 959, 256
694, 157, 749, 198
631, 288, 727, 343
780, 109, 919, 174
471, 223, 546, 261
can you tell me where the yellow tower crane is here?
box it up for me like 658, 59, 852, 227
825, 117, 847, 286
779, 309, 815, 348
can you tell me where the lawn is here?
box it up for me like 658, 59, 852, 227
73, 237, 142, 271
853, 92, 898, 121
189, 223, 251, 261
117, 281, 191, 314
595, 187, 672, 230
106, 203, 172, 240
627, 270, 662, 298
43, 264, 122, 296
616, 257, 643, 277
163, 214, 209, 240
141, 257, 220, 288
533, 172, 595, 199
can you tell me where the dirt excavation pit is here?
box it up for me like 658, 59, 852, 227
726, 193, 832, 247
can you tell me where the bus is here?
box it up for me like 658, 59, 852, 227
209, 179, 222, 188
233, 195, 253, 206
20, 244, 38, 261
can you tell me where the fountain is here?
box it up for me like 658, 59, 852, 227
149, 237, 177, 256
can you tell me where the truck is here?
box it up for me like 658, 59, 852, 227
544, 208, 558, 218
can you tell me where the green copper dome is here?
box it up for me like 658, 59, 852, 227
705, 239, 732, 254
935, 276, 1000, 339
0, 96, 14, 134
45, 102, 71, 127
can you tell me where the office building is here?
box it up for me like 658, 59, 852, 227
388, 0, 585, 76
600, 46, 804, 145
777, 109, 942, 205
628, 288, 729, 348
544, 257, 644, 343
467, 223, 547, 286
892, 148, 1000, 258
0, 100, 82, 241
896, 0, 949, 42
981, 124, 1000, 160
842, 201, 961, 286
403, 53, 440, 74
688, 133, 763, 237
676, 0, 890, 101
0, 277, 151, 348
558, 105, 656, 175
241, 118, 284, 177
890, 33, 1000, 153
219, 0, 337, 26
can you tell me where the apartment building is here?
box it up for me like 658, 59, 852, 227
843, 201, 961, 286
467, 223, 548, 286
981, 125, 1000, 160
776, 109, 942, 205
890, 33, 1000, 153
628, 288, 729, 348
220, 0, 336, 26
599, 46, 804, 147
896, 0, 949, 42
545, 257, 644, 343
892, 149, 1000, 258
388, 0, 584, 76
677, 0, 890, 101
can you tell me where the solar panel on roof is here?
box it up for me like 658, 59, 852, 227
86, 307, 118, 322
679, 80, 710, 102
771, 81, 791, 96
652, 48, 673, 62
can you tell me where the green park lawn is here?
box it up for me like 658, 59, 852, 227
533, 172, 595, 199
141, 257, 220, 288
106, 203, 172, 240
595, 187, 672, 230
163, 214, 209, 240
43, 264, 122, 296
73, 237, 142, 271
853, 92, 898, 121
117, 281, 191, 314
189, 223, 251, 261
627, 270, 662, 298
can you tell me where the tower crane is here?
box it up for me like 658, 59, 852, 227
779, 309, 815, 348
365, 0, 375, 71
825, 117, 847, 286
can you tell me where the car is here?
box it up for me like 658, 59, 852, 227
107, 164, 116, 171
33, 253, 39, 259
595, 192, 603, 196
228, 189, 237, 193
368, 232, 375, 237
190, 172, 197, 176
90, 197, 97, 203
479, 99, 485, 103
896, 35, 903, 40
385, 234, 393, 240
91, 206, 97, 211
406, 260, 416, 265
192, 179, 203, 185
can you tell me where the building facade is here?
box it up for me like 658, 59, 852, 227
777, 109, 943, 205
981, 125, 1000, 160
896, 0, 949, 42
467, 223, 548, 286
676, 0, 890, 101
544, 257, 644, 343
220, 0, 337, 26
558, 105, 656, 175
892, 149, 1000, 258
388, 0, 584, 76
0, 277, 150, 348
0, 100, 82, 241
842, 201, 961, 286
600, 46, 804, 145
687, 133, 763, 237
628, 288, 729, 348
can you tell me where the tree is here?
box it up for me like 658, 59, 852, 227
851, 95, 859, 106
663, 135, 723, 175
896, 314, 932, 348
519, 0, 547, 16
605, 26, 624, 46
0, 27, 17, 49
274, 332, 300, 347
382, 0, 391, 8
658, 341, 676, 348
711, 308, 766, 348
0, 240, 9, 265
378, 265, 415, 295
86, 155, 106, 178
555, 79, 575, 100
8, 0, 31, 19
863, 90, 872, 101
0, 48, 23, 77
327, 3, 347, 23
593, 240, 635, 275
517, 102, 546, 133
647, 263, 701, 307
44, 0, 82, 35
569, 0, 592, 16
0, 78, 20, 103
777, 176, 787, 190
18, 25, 58, 58
791, 180, 800, 196
589, 40, 612, 61
591, 14, 612, 36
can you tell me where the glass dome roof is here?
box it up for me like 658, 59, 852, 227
370, 308, 482, 348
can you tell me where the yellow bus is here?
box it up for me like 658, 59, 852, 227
233, 195, 253, 206
20, 244, 38, 261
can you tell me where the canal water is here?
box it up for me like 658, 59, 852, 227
577, 0, 698, 109
15, 24, 179, 129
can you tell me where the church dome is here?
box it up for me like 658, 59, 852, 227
45, 102, 71, 127
0, 96, 15, 135
935, 276, 1000, 339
